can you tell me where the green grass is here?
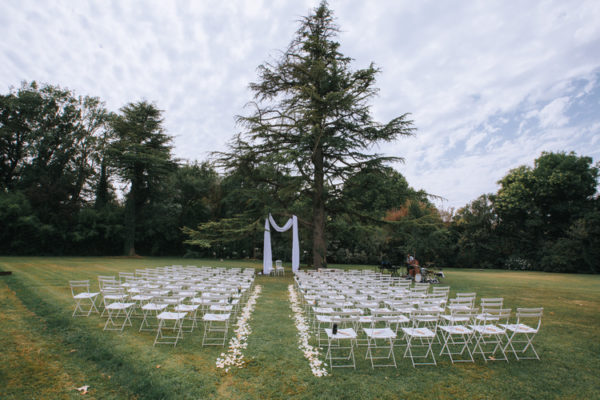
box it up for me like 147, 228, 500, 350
0, 257, 599, 399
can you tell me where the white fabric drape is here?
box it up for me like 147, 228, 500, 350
269, 214, 293, 232
263, 218, 273, 275
263, 214, 300, 274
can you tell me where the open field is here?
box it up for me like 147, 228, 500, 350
1, 257, 599, 400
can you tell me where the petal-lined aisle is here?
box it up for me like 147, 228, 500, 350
216, 285, 262, 372
288, 284, 328, 377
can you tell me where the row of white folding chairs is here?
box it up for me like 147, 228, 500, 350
317, 306, 543, 371
81, 283, 237, 347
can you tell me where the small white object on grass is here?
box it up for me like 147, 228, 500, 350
76, 385, 90, 394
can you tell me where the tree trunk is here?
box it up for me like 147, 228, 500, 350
94, 158, 109, 209
124, 192, 136, 256
312, 147, 326, 268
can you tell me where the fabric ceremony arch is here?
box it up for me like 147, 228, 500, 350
263, 214, 300, 275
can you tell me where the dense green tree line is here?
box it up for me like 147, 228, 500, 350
0, 82, 597, 272
452, 152, 599, 273
1, 2, 597, 272
0, 82, 216, 256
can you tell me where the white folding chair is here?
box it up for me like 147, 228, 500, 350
139, 297, 168, 332
476, 298, 504, 322
470, 308, 511, 362
69, 280, 100, 317
501, 307, 543, 360
402, 309, 440, 367
432, 286, 450, 297
174, 303, 200, 333
313, 306, 336, 347
129, 287, 153, 319
202, 311, 231, 346
154, 311, 187, 347
324, 322, 358, 370
102, 287, 135, 332
363, 314, 398, 368
439, 308, 477, 363
275, 260, 284, 276
119, 271, 135, 284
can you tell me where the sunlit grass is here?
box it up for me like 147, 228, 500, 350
0, 257, 598, 399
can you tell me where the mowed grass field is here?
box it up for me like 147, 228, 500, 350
0, 257, 598, 400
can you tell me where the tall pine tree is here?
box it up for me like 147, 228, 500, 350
219, 2, 414, 267
110, 101, 175, 256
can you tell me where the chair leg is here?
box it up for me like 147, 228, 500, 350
202, 320, 229, 346
154, 318, 185, 347
365, 337, 396, 368
404, 336, 436, 367
326, 338, 356, 370
504, 332, 539, 360
73, 297, 99, 317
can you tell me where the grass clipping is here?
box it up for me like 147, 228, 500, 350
288, 285, 328, 377
216, 285, 262, 372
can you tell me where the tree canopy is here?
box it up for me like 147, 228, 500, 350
109, 101, 176, 256
214, 2, 414, 267
453, 151, 599, 272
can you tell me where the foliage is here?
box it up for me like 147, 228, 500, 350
494, 151, 598, 271
0, 82, 109, 227
452, 152, 599, 272
0, 80, 598, 274
109, 101, 176, 255
216, 2, 414, 267
452, 194, 502, 268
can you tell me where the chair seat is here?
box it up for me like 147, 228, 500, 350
325, 328, 357, 339
500, 323, 537, 333
209, 305, 233, 312
131, 294, 153, 301
157, 311, 187, 320
74, 292, 99, 299
104, 294, 128, 300
175, 304, 200, 312
402, 327, 436, 338
389, 315, 410, 324
448, 305, 470, 311
471, 324, 505, 335
420, 306, 445, 313
364, 328, 396, 339
190, 297, 212, 305
142, 303, 168, 311
316, 315, 334, 323
203, 313, 231, 322
106, 302, 135, 310
440, 325, 473, 335
442, 315, 470, 323
394, 307, 415, 314
368, 307, 390, 313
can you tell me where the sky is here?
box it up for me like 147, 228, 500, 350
2, 0, 599, 209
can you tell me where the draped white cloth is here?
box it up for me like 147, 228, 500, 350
263, 218, 273, 275
263, 214, 300, 274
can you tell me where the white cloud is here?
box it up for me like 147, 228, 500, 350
537, 97, 570, 128
1, 0, 599, 209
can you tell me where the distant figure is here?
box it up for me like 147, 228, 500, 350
408, 255, 420, 278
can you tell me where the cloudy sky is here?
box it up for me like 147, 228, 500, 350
2, 0, 599, 209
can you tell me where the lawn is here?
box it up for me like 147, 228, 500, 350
0, 257, 598, 399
